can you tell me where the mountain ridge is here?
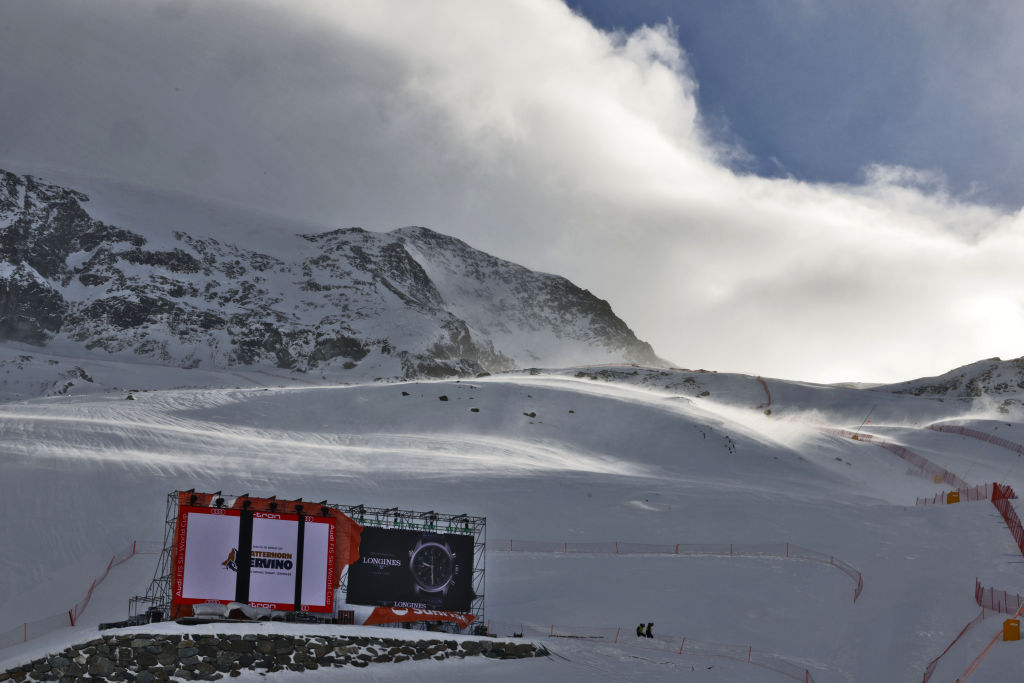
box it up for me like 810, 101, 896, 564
0, 169, 663, 381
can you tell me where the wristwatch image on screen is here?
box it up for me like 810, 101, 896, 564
409, 537, 456, 597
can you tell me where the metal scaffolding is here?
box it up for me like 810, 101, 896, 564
129, 492, 178, 623
338, 503, 487, 629
133, 492, 486, 629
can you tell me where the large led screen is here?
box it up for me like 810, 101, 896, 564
172, 506, 336, 613
346, 528, 473, 612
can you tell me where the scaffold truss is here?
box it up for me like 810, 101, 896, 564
133, 492, 486, 630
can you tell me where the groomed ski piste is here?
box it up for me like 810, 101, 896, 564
2, 354, 1024, 681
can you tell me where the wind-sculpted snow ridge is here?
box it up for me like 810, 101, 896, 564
0, 168, 662, 389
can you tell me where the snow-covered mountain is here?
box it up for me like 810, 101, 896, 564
882, 356, 1024, 406
5, 168, 1024, 681
0, 169, 662, 383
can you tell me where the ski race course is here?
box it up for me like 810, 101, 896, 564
2, 366, 1024, 681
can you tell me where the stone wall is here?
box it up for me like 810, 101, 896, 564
0, 632, 548, 681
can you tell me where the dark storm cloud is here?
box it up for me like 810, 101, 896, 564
0, 0, 477, 228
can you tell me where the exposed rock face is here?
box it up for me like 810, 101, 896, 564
883, 357, 1024, 399
0, 263, 66, 343
0, 169, 664, 379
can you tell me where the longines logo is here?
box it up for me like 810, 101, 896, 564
362, 555, 402, 568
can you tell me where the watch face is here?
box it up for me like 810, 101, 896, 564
348, 528, 473, 611
411, 542, 454, 592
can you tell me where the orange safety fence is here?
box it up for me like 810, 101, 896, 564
822, 428, 969, 489
0, 540, 157, 651
928, 424, 1024, 457
991, 483, 1024, 556
921, 607, 991, 683
497, 540, 864, 602
975, 578, 1024, 615
957, 600, 1024, 682
756, 376, 772, 410
484, 619, 816, 682
917, 483, 994, 505
919, 578, 1024, 681
920, 494, 1024, 682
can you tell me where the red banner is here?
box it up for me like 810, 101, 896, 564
363, 606, 475, 629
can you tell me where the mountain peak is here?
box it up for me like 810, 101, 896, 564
0, 169, 664, 381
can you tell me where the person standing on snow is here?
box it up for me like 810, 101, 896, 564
645, 622, 654, 638
636, 623, 644, 637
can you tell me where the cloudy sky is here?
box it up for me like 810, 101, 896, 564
2, 0, 1022, 383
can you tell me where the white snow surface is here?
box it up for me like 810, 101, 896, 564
2, 358, 1024, 681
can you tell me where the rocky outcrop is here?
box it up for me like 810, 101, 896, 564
883, 357, 1024, 400
0, 264, 66, 344
0, 632, 548, 681
0, 169, 665, 381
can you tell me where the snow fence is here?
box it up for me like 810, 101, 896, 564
916, 483, 995, 505
822, 427, 969, 489
924, 578, 1024, 680
927, 423, 1024, 456
921, 607, 989, 683
0, 540, 155, 650
499, 539, 863, 603
975, 578, 1024, 615
918, 483, 1023, 681
991, 483, 1024, 556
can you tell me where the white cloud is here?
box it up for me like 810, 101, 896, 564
1, 0, 1021, 383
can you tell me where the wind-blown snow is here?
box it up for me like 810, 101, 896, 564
1, 362, 1023, 681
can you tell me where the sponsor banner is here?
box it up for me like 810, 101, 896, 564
248, 514, 300, 607
174, 506, 241, 606
363, 606, 475, 629
229, 496, 362, 591
300, 518, 335, 611
347, 528, 474, 612
171, 506, 336, 613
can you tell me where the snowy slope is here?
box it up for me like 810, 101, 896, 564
2, 367, 1024, 681
882, 356, 1024, 413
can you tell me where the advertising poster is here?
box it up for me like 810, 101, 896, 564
346, 529, 474, 612
174, 507, 241, 606
300, 520, 334, 610
248, 514, 299, 608
171, 506, 336, 613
